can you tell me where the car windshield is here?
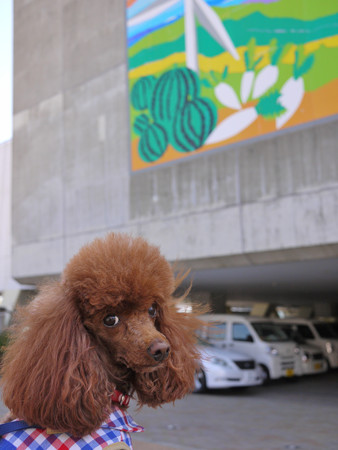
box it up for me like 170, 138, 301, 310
277, 324, 306, 344
330, 323, 338, 336
294, 324, 315, 340
313, 323, 338, 339
252, 322, 289, 342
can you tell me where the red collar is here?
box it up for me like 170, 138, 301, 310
111, 389, 131, 407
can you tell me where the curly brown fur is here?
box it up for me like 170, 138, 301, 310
1, 233, 201, 437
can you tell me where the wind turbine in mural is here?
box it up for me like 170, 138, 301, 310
128, 0, 239, 73
184, 0, 239, 71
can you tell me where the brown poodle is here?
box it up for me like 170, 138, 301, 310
1, 233, 201, 441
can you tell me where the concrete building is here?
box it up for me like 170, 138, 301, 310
10, 0, 338, 315
0, 140, 34, 329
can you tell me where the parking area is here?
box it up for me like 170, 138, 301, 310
129, 371, 338, 450
1, 371, 337, 449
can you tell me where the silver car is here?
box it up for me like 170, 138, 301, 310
195, 341, 263, 392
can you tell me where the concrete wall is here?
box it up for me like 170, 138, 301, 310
0, 140, 25, 291
131, 120, 338, 268
0, 140, 34, 326
0, 140, 15, 290
12, 0, 338, 286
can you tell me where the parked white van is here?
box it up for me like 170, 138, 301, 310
274, 318, 338, 369
274, 321, 328, 375
199, 314, 302, 382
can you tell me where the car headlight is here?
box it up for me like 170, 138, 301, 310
326, 342, 334, 354
210, 357, 228, 367
302, 351, 310, 362
266, 345, 279, 356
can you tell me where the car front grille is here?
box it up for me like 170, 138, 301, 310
280, 358, 294, 370
234, 360, 255, 370
312, 352, 323, 360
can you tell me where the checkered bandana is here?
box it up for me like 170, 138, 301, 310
0, 407, 143, 449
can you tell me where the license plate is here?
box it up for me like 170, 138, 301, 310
314, 362, 322, 370
285, 369, 294, 377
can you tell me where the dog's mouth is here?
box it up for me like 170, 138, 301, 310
136, 363, 166, 373
117, 356, 167, 373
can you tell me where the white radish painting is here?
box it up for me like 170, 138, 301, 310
276, 48, 314, 129
215, 82, 241, 110
240, 71, 255, 104
206, 91, 286, 146
240, 38, 263, 103
252, 40, 285, 99
206, 107, 258, 144
276, 76, 304, 129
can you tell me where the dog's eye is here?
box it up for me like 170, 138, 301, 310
148, 304, 157, 318
103, 315, 119, 328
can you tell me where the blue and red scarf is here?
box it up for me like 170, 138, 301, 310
0, 406, 143, 449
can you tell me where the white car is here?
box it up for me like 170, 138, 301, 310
275, 318, 338, 369
274, 322, 328, 375
297, 343, 328, 375
195, 341, 263, 392
198, 314, 302, 382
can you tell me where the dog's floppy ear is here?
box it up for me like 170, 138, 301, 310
133, 298, 202, 407
1, 282, 112, 436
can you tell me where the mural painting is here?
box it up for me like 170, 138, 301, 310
126, 0, 338, 171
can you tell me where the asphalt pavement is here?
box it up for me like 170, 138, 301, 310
129, 371, 338, 450
1, 371, 337, 449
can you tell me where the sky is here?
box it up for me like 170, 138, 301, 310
0, 0, 13, 144
127, 0, 251, 45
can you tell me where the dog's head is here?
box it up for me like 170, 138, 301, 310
1, 233, 201, 436
62, 233, 175, 373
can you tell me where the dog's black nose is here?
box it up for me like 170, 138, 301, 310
147, 340, 170, 362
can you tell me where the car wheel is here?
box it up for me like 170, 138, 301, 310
258, 364, 270, 385
194, 369, 207, 393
